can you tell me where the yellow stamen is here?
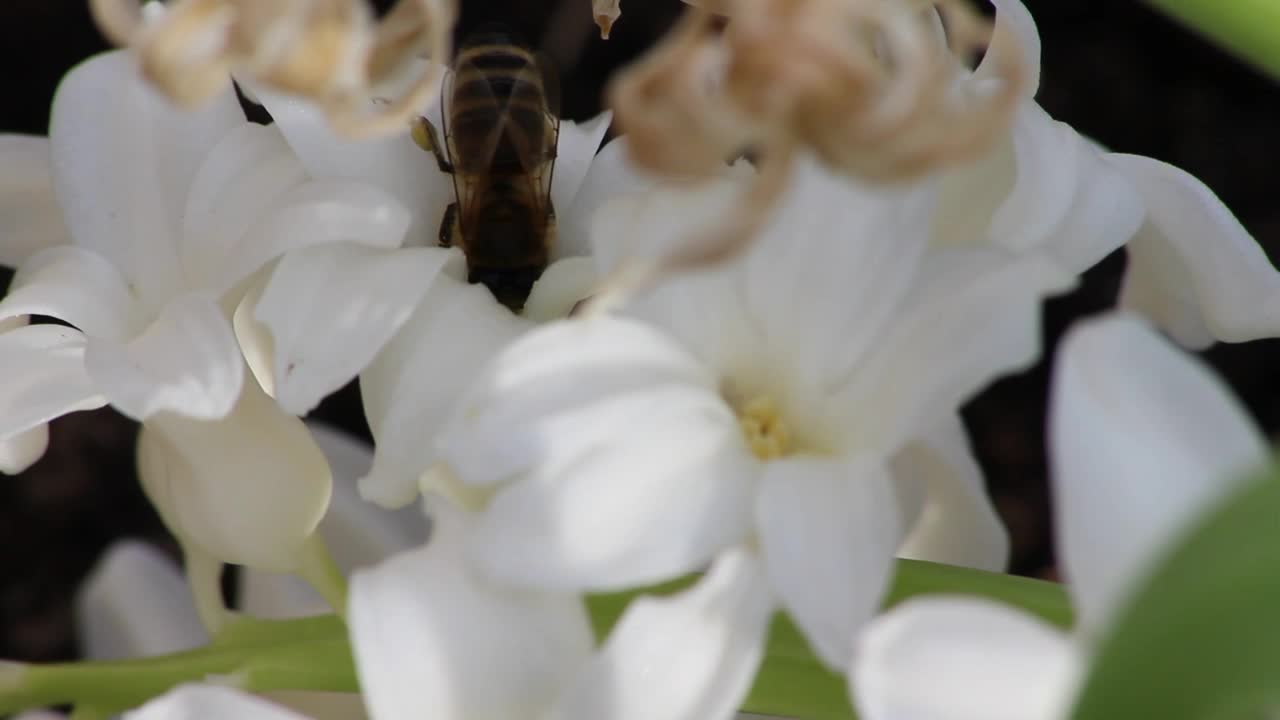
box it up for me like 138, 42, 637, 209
737, 395, 794, 461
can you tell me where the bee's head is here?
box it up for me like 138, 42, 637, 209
469, 266, 544, 313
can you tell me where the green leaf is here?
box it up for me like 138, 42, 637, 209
1071, 467, 1280, 719
1, 558, 1070, 718
1143, 0, 1280, 79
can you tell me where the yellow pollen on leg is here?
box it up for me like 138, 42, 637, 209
737, 395, 794, 461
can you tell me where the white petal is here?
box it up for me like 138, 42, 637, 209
254, 87, 452, 248
438, 315, 718, 486
1040, 144, 1144, 273
359, 272, 528, 508
254, 244, 451, 415
216, 180, 414, 298
349, 499, 593, 720
178, 123, 306, 291
126, 685, 311, 720
757, 456, 902, 670
309, 422, 428, 567
84, 293, 244, 421
744, 159, 933, 388
1110, 152, 1280, 346
0, 324, 106, 444
0, 425, 49, 475
892, 413, 1009, 571
834, 250, 1074, 453
1050, 314, 1268, 632
0, 135, 70, 267
985, 104, 1080, 255
469, 386, 755, 591
589, 175, 745, 278
852, 597, 1078, 720
974, 0, 1041, 97
50, 50, 244, 308
548, 549, 773, 720
557, 135, 657, 259
240, 422, 429, 619
523, 256, 599, 323
0, 246, 141, 338
76, 540, 207, 659
550, 112, 614, 221
137, 377, 332, 571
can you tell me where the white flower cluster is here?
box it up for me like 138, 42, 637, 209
2, 1, 1278, 718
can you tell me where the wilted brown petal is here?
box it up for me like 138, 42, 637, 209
88, 0, 457, 138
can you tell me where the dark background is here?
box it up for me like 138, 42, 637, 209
1, 0, 1277, 662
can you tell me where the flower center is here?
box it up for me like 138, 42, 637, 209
736, 395, 795, 461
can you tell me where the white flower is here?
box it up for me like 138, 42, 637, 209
939, 0, 1280, 348
435, 157, 1075, 675
849, 313, 1268, 720
0, 50, 410, 428
77, 424, 423, 719
348, 496, 595, 720
0, 135, 85, 474
240, 82, 652, 505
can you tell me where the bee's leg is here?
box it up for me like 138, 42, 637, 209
411, 116, 454, 174
438, 202, 458, 248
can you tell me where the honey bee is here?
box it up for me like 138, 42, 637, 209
411, 26, 561, 312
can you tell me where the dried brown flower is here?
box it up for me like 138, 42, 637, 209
88, 0, 456, 137
604, 0, 1026, 277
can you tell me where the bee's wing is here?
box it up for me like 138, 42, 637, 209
531, 51, 562, 222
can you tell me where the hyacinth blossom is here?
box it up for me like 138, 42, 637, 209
0, 49, 438, 622
850, 314, 1270, 719
3, 0, 1280, 718
238, 82, 652, 508
936, 0, 1280, 348
433, 156, 1076, 678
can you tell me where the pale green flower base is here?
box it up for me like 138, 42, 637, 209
0, 559, 1070, 719
1145, 0, 1280, 78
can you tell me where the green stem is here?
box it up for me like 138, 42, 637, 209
0, 560, 1071, 718
1143, 0, 1280, 78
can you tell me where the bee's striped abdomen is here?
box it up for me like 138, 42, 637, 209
449, 40, 550, 174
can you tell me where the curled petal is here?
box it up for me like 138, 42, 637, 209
50, 50, 244, 308
359, 272, 528, 508
975, 0, 1041, 97
852, 598, 1079, 720
1, 246, 141, 339
84, 293, 244, 421
253, 244, 451, 415
1111, 153, 1280, 347
0, 135, 70, 267
0, 324, 106, 449
985, 104, 1079, 255
349, 499, 593, 720
217, 180, 414, 298
1040, 144, 1144, 273
77, 540, 207, 659
468, 386, 754, 591
0, 425, 49, 475
757, 456, 902, 670
892, 413, 1009, 572
125, 685, 311, 720
137, 377, 332, 571
549, 549, 772, 720
1050, 314, 1267, 633
438, 315, 717, 486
